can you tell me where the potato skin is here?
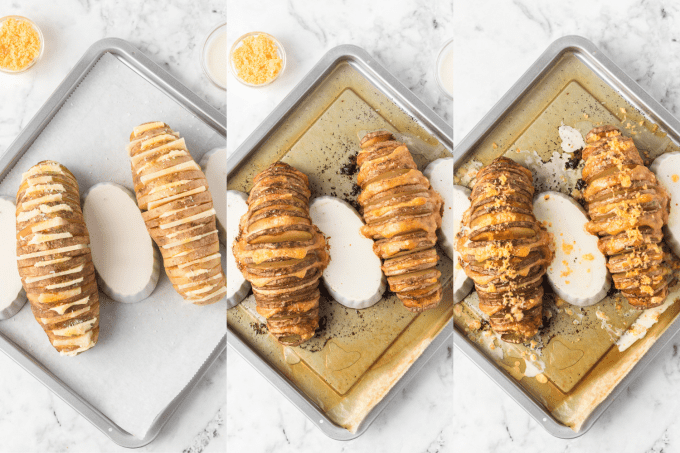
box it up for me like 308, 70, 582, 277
583, 126, 674, 309
232, 162, 329, 346
456, 157, 553, 343
356, 131, 444, 312
127, 122, 226, 305
16, 161, 99, 356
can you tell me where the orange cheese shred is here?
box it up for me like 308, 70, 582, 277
232, 34, 282, 85
0, 18, 41, 71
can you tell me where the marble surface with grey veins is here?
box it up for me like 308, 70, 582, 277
0, 1, 225, 452
454, 0, 680, 452
227, 1, 453, 452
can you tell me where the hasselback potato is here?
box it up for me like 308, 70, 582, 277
16, 161, 99, 356
456, 157, 553, 343
583, 125, 674, 309
232, 162, 330, 346
357, 131, 444, 312
127, 122, 226, 305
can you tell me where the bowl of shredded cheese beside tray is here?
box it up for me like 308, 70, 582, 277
0, 15, 44, 74
229, 31, 285, 87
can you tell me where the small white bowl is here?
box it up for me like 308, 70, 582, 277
201, 22, 227, 90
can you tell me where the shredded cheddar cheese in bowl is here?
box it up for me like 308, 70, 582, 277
230, 32, 285, 86
0, 16, 43, 73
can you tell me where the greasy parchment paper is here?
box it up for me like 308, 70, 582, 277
228, 61, 453, 433
454, 51, 680, 432
0, 53, 225, 439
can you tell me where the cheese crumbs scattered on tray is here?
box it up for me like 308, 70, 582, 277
0, 18, 41, 71
232, 34, 282, 85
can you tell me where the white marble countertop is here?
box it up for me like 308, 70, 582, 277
227, 1, 452, 452
454, 1, 680, 452
0, 1, 226, 452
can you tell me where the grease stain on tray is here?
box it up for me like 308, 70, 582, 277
547, 340, 584, 370
325, 342, 361, 371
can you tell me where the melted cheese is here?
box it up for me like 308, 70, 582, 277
24, 183, 65, 195
147, 186, 206, 210
24, 265, 84, 283
160, 208, 215, 229
162, 231, 216, 249
37, 287, 81, 303
27, 232, 73, 245
22, 163, 64, 179
46, 277, 84, 290
30, 217, 68, 233
18, 244, 88, 260
140, 161, 200, 184
22, 193, 62, 210
49, 296, 89, 314
177, 253, 221, 269
40, 306, 90, 323
52, 318, 97, 337
149, 179, 191, 194
188, 286, 227, 302
35, 257, 71, 267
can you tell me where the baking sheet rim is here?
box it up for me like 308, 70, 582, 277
452, 34, 680, 438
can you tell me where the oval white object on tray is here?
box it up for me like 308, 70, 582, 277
453, 185, 474, 303
651, 152, 680, 257
310, 196, 385, 309
200, 147, 227, 243
83, 183, 161, 303
0, 196, 27, 320
424, 157, 454, 260
227, 190, 250, 309
533, 191, 609, 307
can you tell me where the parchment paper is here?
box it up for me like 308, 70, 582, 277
0, 52, 225, 439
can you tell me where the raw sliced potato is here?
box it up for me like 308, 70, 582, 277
127, 122, 226, 305
0, 196, 27, 320
200, 147, 227, 243
227, 190, 250, 308
452, 185, 473, 303
533, 191, 609, 307
83, 183, 160, 303
310, 196, 385, 309
424, 157, 454, 259
15, 161, 100, 356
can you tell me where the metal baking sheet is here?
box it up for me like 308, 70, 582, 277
227, 44, 453, 440
453, 35, 680, 438
0, 38, 226, 448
